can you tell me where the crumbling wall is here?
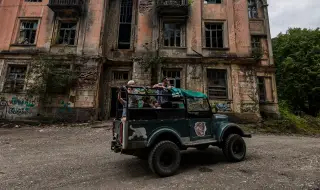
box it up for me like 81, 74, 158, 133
238, 65, 260, 114
0, 57, 101, 122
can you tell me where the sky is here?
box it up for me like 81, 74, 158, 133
268, 0, 320, 37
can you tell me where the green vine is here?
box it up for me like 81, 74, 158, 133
25, 54, 80, 104
188, 0, 193, 5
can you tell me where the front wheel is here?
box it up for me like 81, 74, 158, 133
148, 141, 181, 177
222, 134, 247, 162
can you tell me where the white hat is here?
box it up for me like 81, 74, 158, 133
127, 80, 135, 85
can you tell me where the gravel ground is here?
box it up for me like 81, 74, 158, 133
0, 127, 319, 190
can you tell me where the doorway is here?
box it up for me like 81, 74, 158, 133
110, 88, 118, 118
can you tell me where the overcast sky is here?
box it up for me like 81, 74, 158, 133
268, 0, 320, 37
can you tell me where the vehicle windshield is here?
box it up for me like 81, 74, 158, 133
187, 97, 210, 112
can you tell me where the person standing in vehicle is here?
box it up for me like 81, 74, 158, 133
117, 91, 127, 121
127, 80, 139, 108
153, 77, 172, 108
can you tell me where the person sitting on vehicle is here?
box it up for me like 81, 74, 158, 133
152, 100, 162, 109
153, 77, 173, 108
142, 96, 155, 108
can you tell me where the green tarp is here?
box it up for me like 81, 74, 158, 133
171, 87, 208, 99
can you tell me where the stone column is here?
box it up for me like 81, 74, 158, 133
262, 2, 274, 65
231, 64, 241, 113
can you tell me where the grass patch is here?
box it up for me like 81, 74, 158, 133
241, 101, 320, 136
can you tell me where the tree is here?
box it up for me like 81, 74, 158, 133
272, 28, 320, 116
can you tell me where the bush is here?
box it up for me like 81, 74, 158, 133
242, 101, 320, 136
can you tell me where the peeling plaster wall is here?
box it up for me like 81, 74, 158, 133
0, 0, 104, 55
0, 0, 106, 122
233, 0, 251, 56
0, 57, 101, 122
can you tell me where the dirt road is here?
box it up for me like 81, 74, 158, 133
0, 127, 319, 190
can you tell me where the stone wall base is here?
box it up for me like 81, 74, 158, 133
224, 112, 262, 124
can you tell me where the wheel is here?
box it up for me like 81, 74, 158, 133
222, 134, 247, 162
196, 144, 209, 150
148, 140, 181, 177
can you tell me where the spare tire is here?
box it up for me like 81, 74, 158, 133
148, 140, 181, 177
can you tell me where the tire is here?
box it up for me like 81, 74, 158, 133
222, 134, 247, 162
148, 140, 181, 177
196, 144, 209, 150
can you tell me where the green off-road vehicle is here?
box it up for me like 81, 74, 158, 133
111, 86, 251, 177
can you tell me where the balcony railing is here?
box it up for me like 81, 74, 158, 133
48, 0, 84, 14
156, 0, 189, 16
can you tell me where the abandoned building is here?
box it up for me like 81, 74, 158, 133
0, 0, 279, 122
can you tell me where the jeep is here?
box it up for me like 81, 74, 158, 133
111, 86, 251, 177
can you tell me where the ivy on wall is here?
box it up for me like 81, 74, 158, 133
25, 54, 80, 104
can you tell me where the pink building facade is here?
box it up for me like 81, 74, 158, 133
0, 0, 279, 122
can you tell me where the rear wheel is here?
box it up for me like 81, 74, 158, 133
222, 134, 246, 162
148, 141, 181, 177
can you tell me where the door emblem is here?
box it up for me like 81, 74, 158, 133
194, 122, 207, 137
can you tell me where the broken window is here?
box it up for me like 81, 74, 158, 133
3, 65, 27, 93
248, 0, 258, 18
251, 36, 261, 50
163, 69, 181, 88
163, 23, 182, 47
205, 23, 224, 48
57, 22, 77, 45
17, 21, 38, 45
206, 0, 222, 4
207, 69, 228, 99
118, 0, 133, 49
113, 71, 129, 80
257, 76, 266, 102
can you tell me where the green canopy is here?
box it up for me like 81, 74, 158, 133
171, 87, 208, 98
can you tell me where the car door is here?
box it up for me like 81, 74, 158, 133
187, 98, 213, 141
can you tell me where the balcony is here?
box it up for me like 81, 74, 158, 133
48, 0, 84, 15
156, 0, 189, 17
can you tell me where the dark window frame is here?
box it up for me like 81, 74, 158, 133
163, 23, 183, 48
3, 65, 27, 93
248, 0, 258, 19
207, 69, 228, 100
251, 35, 261, 51
56, 21, 78, 45
162, 69, 181, 88
118, 0, 133, 49
206, 0, 222, 4
17, 20, 39, 45
113, 71, 129, 80
257, 76, 266, 102
204, 23, 224, 48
